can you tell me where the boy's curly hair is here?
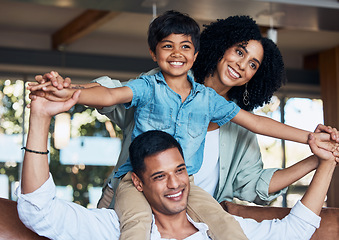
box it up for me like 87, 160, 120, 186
193, 15, 286, 111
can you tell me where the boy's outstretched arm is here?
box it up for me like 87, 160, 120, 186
232, 109, 339, 152
75, 85, 133, 107
29, 82, 133, 108
301, 133, 338, 215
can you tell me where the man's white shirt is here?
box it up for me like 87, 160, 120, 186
16, 174, 320, 240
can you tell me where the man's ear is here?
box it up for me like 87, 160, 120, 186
149, 49, 157, 62
131, 172, 143, 192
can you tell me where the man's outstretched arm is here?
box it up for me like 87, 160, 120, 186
21, 91, 80, 194
233, 133, 338, 240
18, 92, 121, 240
301, 133, 338, 215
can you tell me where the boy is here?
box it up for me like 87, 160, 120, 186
29, 10, 338, 240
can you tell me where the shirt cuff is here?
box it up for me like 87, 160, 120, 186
291, 200, 321, 229
91, 76, 123, 88
256, 168, 288, 202
91, 76, 123, 114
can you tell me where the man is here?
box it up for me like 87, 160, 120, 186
17, 93, 338, 239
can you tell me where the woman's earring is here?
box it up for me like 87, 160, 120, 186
243, 83, 249, 106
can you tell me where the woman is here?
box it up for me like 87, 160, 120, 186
191, 15, 293, 203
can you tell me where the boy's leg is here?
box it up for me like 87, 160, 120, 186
115, 172, 152, 240
97, 184, 114, 209
187, 177, 248, 240
97, 174, 120, 209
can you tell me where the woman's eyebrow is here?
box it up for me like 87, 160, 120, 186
253, 58, 261, 66
240, 45, 261, 66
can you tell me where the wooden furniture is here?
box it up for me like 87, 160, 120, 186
1, 197, 338, 239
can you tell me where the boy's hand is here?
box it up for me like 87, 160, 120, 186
314, 124, 339, 142
29, 85, 77, 102
33, 71, 71, 91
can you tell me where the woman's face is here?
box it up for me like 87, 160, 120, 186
215, 40, 264, 88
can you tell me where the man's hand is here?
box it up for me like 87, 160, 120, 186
308, 133, 339, 164
28, 90, 81, 117
311, 124, 339, 153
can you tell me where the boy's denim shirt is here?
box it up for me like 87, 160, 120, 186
115, 71, 240, 177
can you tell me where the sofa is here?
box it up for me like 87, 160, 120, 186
1, 197, 338, 239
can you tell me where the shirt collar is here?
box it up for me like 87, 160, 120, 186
153, 70, 203, 95
150, 213, 210, 239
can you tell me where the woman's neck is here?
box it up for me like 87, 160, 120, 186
204, 75, 231, 100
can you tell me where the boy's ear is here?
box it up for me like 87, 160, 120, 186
193, 51, 199, 62
149, 49, 157, 62
131, 172, 143, 192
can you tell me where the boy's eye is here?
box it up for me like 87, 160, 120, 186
162, 44, 172, 49
182, 45, 191, 49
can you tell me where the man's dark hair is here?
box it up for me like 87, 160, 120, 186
192, 15, 286, 111
148, 10, 200, 54
129, 130, 184, 180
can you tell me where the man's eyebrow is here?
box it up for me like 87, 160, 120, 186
150, 171, 164, 178
239, 44, 261, 66
177, 163, 186, 168
150, 164, 186, 177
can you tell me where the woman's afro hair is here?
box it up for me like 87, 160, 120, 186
192, 15, 286, 111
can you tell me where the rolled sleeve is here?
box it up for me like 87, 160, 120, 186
216, 123, 287, 204
256, 168, 288, 203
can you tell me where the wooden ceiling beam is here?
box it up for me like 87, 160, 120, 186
52, 10, 120, 50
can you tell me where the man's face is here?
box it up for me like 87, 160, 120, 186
132, 147, 190, 216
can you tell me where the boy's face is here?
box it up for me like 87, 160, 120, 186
131, 147, 190, 216
149, 33, 198, 81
